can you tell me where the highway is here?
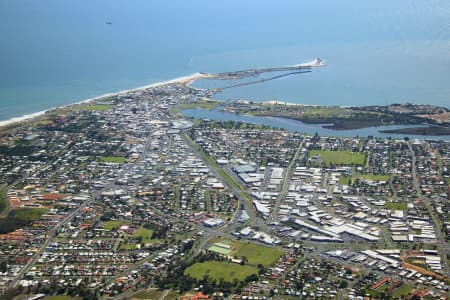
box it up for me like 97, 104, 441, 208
181, 132, 270, 231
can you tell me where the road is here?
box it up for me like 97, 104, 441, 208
408, 142, 450, 275
271, 139, 305, 222
10, 130, 158, 289
9, 192, 97, 288
181, 132, 271, 233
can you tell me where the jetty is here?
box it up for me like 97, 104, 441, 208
203, 58, 324, 91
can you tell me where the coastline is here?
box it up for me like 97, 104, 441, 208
0, 73, 205, 129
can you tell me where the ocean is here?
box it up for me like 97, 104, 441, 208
1, 0, 450, 122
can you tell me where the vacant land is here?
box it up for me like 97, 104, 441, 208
309, 150, 366, 166
385, 202, 407, 210
99, 156, 126, 163
233, 242, 284, 267
184, 261, 257, 282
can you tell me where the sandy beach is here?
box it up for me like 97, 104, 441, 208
0, 73, 205, 129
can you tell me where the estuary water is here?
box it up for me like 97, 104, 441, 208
182, 108, 450, 141
1, 0, 450, 122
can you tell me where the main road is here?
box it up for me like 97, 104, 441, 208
408, 142, 450, 276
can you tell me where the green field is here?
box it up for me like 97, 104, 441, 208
43, 296, 81, 300
391, 284, 414, 298
9, 208, 48, 221
216, 239, 233, 245
132, 289, 164, 300
134, 227, 154, 244
208, 245, 232, 255
184, 261, 257, 282
339, 176, 352, 185
171, 100, 221, 116
361, 174, 390, 182
99, 156, 126, 163
385, 202, 407, 210
233, 242, 284, 267
308, 150, 366, 166
103, 220, 124, 230
164, 290, 181, 300
303, 106, 350, 119
365, 287, 386, 299
120, 243, 137, 250
79, 104, 113, 111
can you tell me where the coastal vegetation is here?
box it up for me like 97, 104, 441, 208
380, 126, 450, 136
223, 102, 450, 133
78, 104, 113, 111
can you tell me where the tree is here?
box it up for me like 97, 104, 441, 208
0, 259, 7, 273
257, 264, 266, 275
339, 280, 348, 288
245, 274, 258, 283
